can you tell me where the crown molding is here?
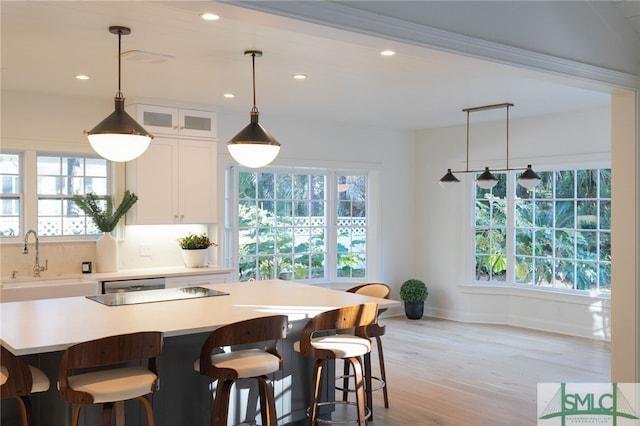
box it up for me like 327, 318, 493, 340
235, 1, 640, 90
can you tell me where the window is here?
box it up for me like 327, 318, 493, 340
474, 167, 611, 294
0, 153, 22, 237
337, 175, 367, 278
37, 155, 108, 236
234, 168, 370, 282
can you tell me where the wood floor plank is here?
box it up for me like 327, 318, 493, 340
338, 315, 610, 426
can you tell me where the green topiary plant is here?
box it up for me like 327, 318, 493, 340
399, 278, 428, 302
177, 233, 217, 250
72, 190, 138, 232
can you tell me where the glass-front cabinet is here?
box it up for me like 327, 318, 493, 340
127, 104, 217, 139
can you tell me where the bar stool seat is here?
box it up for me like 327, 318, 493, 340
0, 365, 50, 394
294, 303, 378, 426
57, 331, 162, 426
195, 348, 281, 379
195, 315, 288, 426
64, 366, 158, 403
1, 344, 51, 426
293, 334, 371, 359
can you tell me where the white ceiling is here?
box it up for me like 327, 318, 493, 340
0, 1, 628, 131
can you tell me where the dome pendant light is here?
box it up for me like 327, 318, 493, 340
476, 167, 499, 190
439, 168, 460, 189
518, 164, 542, 189
85, 26, 153, 162
227, 50, 281, 168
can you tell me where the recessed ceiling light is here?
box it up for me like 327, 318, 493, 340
200, 12, 220, 21
75, 75, 90, 80
223, 93, 235, 98
292, 74, 307, 80
380, 50, 396, 56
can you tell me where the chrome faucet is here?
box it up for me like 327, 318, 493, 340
23, 229, 48, 277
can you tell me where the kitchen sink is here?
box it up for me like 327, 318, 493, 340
0, 276, 99, 302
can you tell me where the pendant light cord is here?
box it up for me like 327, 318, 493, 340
116, 29, 123, 98
116, 28, 128, 99
506, 105, 510, 171
118, 31, 122, 98
251, 51, 258, 114
465, 110, 470, 172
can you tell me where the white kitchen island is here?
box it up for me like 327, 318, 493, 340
0, 280, 399, 426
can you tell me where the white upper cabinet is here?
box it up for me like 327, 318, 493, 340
129, 104, 217, 139
125, 103, 218, 225
126, 137, 217, 224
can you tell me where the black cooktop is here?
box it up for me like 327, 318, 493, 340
86, 286, 229, 306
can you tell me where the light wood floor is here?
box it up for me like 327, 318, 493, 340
339, 315, 610, 426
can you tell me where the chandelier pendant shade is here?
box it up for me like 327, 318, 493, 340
517, 164, 542, 189
476, 167, 499, 190
439, 103, 540, 190
227, 50, 281, 168
85, 26, 153, 162
438, 168, 461, 189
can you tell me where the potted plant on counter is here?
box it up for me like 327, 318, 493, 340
72, 190, 138, 273
399, 278, 429, 320
177, 232, 217, 268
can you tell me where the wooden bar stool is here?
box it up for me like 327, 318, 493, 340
195, 315, 288, 426
340, 283, 391, 418
57, 331, 162, 426
294, 303, 378, 426
1, 345, 51, 426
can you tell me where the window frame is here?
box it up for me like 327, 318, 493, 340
36, 153, 110, 237
0, 151, 24, 238
466, 161, 612, 297
0, 149, 113, 241
225, 162, 381, 284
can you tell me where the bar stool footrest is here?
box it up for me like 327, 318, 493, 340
306, 401, 371, 424
335, 374, 386, 393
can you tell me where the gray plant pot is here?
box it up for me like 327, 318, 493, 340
404, 301, 424, 320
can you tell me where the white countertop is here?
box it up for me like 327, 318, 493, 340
0, 280, 399, 356
88, 265, 234, 281
1, 265, 234, 284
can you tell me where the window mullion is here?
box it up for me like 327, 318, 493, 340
24, 150, 38, 233
506, 171, 516, 284
326, 172, 338, 281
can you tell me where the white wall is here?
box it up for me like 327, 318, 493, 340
415, 107, 612, 340
0, 91, 416, 306
0, 90, 621, 338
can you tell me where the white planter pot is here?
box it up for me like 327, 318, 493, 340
96, 232, 118, 272
181, 248, 209, 268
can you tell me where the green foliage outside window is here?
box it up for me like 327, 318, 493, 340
238, 171, 367, 282
474, 168, 611, 293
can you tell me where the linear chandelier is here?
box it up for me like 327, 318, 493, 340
439, 103, 541, 190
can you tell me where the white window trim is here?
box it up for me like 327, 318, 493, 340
463, 154, 611, 298
225, 160, 381, 285
0, 147, 115, 243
